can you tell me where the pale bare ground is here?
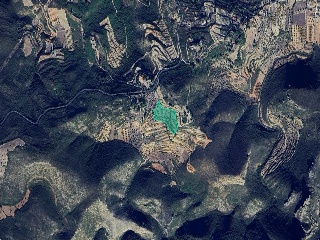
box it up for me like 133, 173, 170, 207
100, 17, 125, 68
0, 189, 30, 221
22, 35, 33, 57
48, 8, 74, 50
0, 138, 25, 179
22, 0, 33, 7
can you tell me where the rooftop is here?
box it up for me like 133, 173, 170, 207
293, 12, 306, 26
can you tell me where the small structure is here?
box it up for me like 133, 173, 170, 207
44, 39, 54, 54
291, 2, 320, 49
292, 12, 306, 49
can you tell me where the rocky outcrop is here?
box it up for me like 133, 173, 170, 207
261, 114, 303, 178
296, 154, 320, 240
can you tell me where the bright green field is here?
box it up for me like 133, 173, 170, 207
152, 101, 178, 134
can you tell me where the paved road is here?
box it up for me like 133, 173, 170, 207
0, 55, 182, 126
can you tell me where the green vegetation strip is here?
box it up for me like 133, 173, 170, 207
153, 101, 178, 134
